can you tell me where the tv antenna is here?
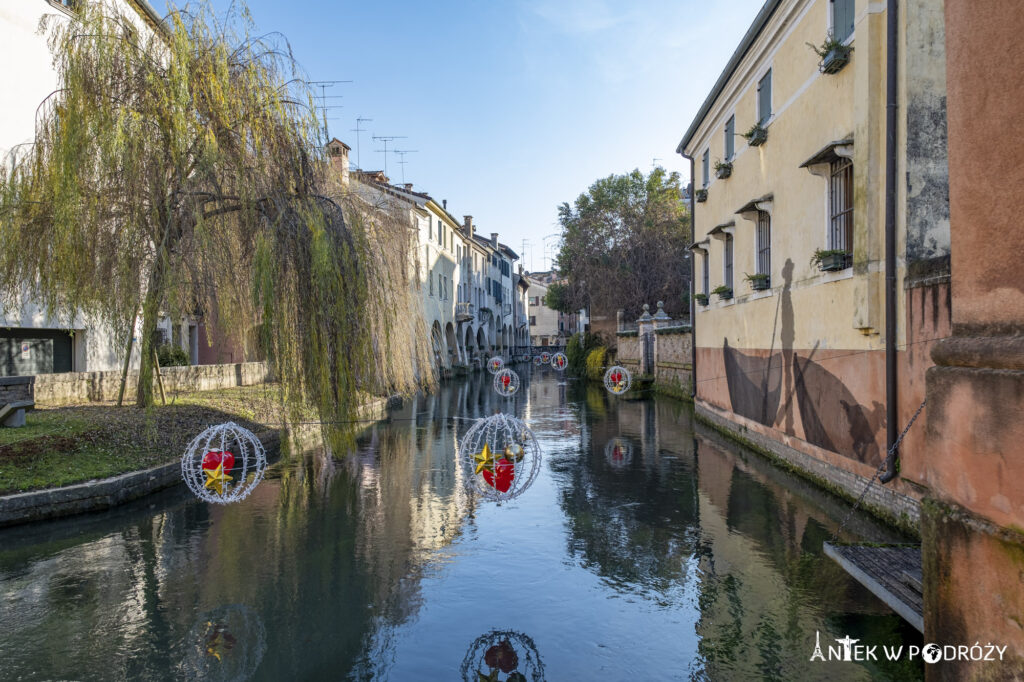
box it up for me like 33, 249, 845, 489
372, 135, 406, 177
351, 116, 372, 170
307, 80, 351, 138
652, 157, 662, 169
392, 149, 418, 185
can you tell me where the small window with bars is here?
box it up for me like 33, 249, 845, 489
756, 211, 771, 278
829, 157, 853, 261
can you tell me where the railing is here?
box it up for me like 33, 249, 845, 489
455, 301, 473, 321
503, 304, 512, 317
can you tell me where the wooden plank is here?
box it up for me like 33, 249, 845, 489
824, 542, 924, 633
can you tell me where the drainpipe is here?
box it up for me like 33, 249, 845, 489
679, 153, 698, 400
880, 0, 899, 483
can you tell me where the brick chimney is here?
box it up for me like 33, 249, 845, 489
491, 232, 499, 248
403, 183, 413, 191
327, 139, 350, 186
463, 216, 474, 237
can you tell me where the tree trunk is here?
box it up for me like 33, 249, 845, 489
135, 248, 169, 407
116, 316, 136, 407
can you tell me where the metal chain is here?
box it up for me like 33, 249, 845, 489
830, 398, 927, 542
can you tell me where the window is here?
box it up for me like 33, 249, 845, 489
757, 70, 772, 125
428, 221, 432, 241
530, 316, 536, 326
756, 210, 771, 277
831, 0, 855, 42
724, 234, 734, 291
702, 253, 709, 296
702, 150, 710, 188
829, 157, 854, 258
429, 272, 434, 296
437, 220, 443, 244
725, 116, 735, 161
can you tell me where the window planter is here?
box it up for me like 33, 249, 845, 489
695, 189, 708, 203
712, 285, 733, 301
743, 124, 768, 147
811, 249, 850, 272
694, 293, 709, 306
714, 160, 732, 179
745, 273, 771, 291
809, 35, 853, 75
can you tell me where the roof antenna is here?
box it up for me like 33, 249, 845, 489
372, 135, 407, 178
351, 116, 372, 170
393, 149, 419, 185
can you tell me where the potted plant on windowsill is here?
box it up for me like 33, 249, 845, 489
744, 272, 771, 291
695, 188, 708, 203
711, 285, 733, 301
694, 293, 709, 306
743, 123, 768, 147
808, 34, 853, 75
811, 248, 850, 272
714, 160, 732, 179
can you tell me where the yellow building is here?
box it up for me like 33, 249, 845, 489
675, 0, 950, 524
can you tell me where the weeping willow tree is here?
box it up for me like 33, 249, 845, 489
0, 2, 432, 439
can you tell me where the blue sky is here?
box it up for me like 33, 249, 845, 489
187, 0, 764, 271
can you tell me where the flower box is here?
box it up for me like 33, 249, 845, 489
819, 252, 849, 271
714, 161, 732, 179
695, 189, 708, 203
820, 46, 851, 74
744, 125, 768, 147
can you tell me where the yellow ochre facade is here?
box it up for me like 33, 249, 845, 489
676, 0, 950, 523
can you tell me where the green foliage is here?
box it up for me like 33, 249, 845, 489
554, 168, 691, 319
694, 293, 709, 306
565, 331, 601, 376
809, 248, 850, 267
711, 285, 733, 299
156, 343, 189, 367
0, 3, 431, 443
543, 281, 573, 314
807, 33, 852, 59
585, 346, 607, 381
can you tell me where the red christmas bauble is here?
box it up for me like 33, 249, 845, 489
482, 458, 515, 493
202, 450, 235, 474
484, 639, 519, 673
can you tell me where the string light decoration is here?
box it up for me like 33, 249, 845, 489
488, 356, 505, 374
493, 368, 521, 397
181, 422, 267, 504
460, 629, 545, 682
551, 352, 568, 371
533, 355, 542, 366
603, 365, 632, 395
458, 413, 541, 502
181, 604, 266, 682
604, 437, 634, 469
539, 351, 551, 364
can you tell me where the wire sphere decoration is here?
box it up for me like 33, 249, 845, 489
604, 437, 634, 469
460, 629, 546, 682
458, 413, 542, 502
493, 368, 521, 397
551, 352, 568, 371
603, 365, 632, 395
532, 355, 542, 366
487, 356, 505, 374
180, 604, 266, 682
181, 422, 268, 504
539, 351, 551, 364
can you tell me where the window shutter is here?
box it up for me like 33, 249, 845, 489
833, 0, 855, 42
725, 116, 735, 160
758, 70, 772, 125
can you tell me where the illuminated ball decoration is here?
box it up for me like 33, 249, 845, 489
181, 422, 267, 504
533, 356, 542, 366
458, 413, 542, 502
540, 351, 551, 364
603, 365, 632, 395
604, 437, 634, 469
460, 629, 545, 682
182, 604, 266, 682
493, 368, 521, 397
551, 352, 568, 371
488, 356, 505, 374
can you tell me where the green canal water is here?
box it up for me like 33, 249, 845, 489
0, 370, 923, 680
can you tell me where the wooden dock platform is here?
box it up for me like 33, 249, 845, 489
823, 542, 924, 633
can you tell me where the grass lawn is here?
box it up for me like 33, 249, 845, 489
0, 385, 292, 495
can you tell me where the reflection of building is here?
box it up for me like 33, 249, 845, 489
675, 0, 950, 521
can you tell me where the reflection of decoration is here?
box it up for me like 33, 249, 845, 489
539, 352, 550, 364
604, 437, 634, 469
551, 352, 567, 371
458, 414, 541, 502
532, 356, 541, 366
493, 368, 520, 397
488, 356, 504, 374
603, 365, 632, 395
182, 604, 266, 682
460, 629, 545, 682
182, 423, 267, 504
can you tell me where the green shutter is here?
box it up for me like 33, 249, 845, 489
758, 70, 772, 124
834, 0, 855, 42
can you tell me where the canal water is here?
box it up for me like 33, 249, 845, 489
0, 370, 923, 680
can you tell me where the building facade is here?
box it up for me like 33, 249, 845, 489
676, 0, 950, 519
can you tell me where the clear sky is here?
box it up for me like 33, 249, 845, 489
185, 0, 765, 271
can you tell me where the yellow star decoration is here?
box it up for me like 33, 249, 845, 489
203, 462, 233, 496
474, 442, 496, 475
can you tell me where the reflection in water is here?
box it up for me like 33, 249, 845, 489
459, 629, 545, 682
0, 370, 922, 680
182, 604, 266, 681
603, 436, 634, 469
